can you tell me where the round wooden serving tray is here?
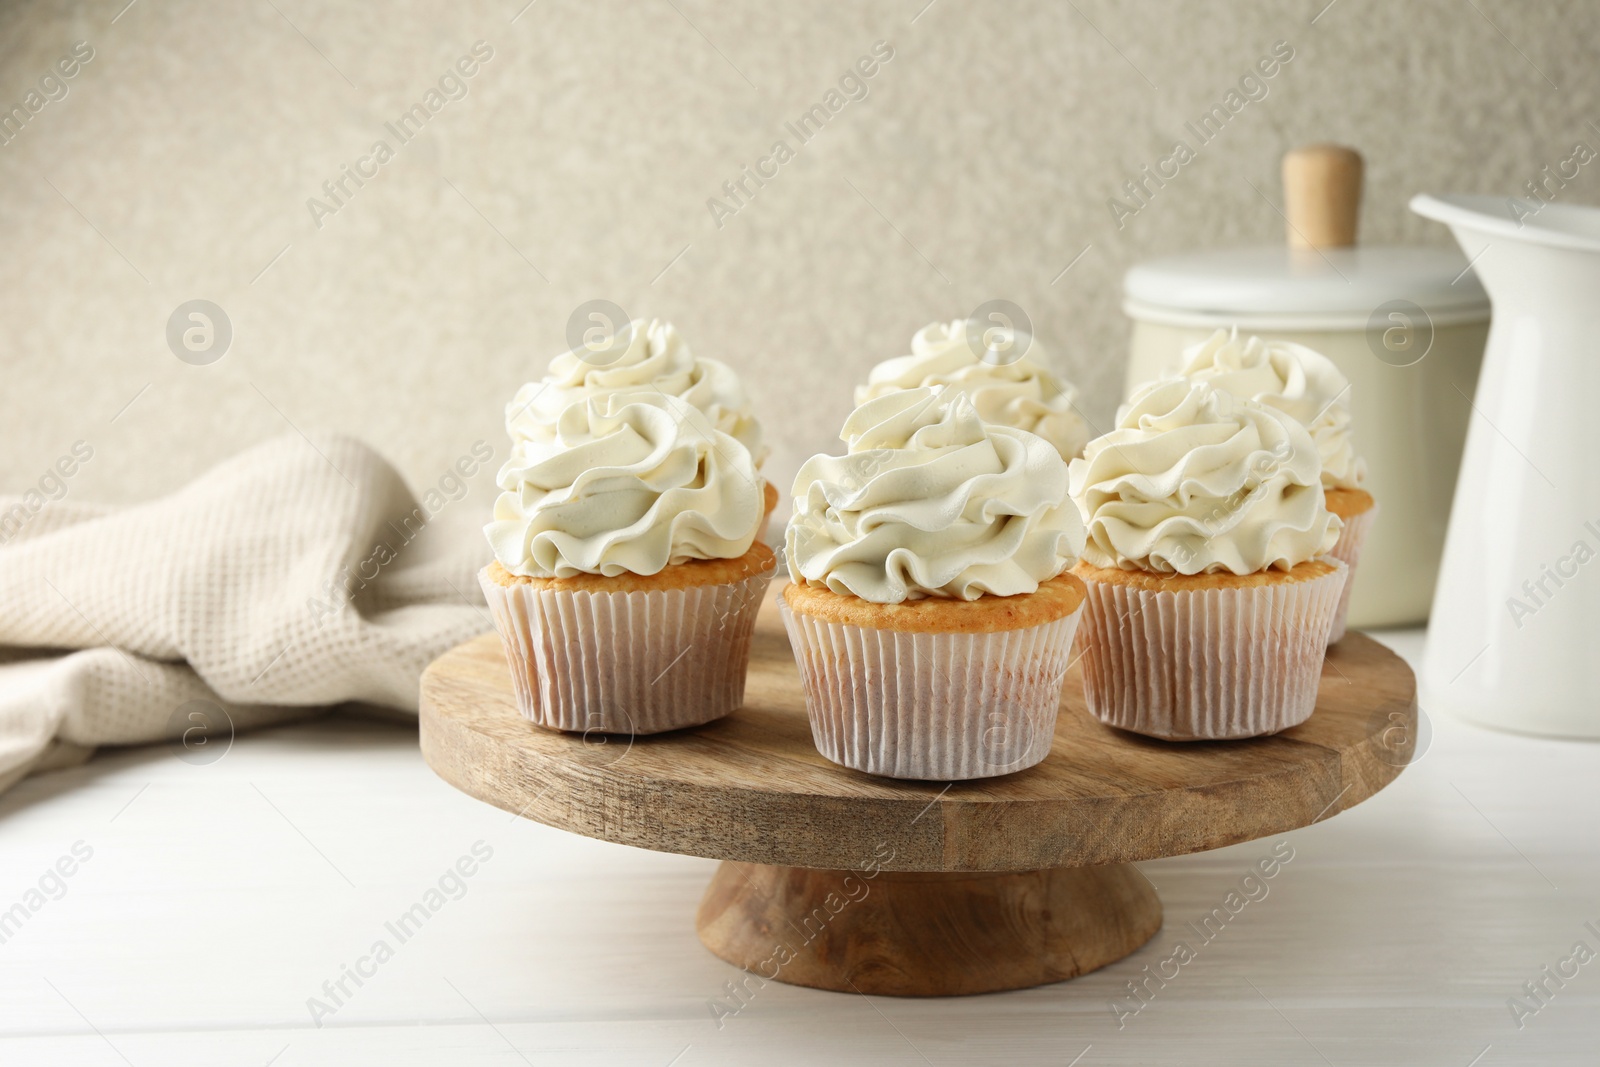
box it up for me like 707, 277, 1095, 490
420, 594, 1417, 997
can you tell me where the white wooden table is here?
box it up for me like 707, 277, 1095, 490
2, 630, 1597, 1066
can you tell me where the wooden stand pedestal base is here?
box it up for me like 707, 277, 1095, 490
695, 861, 1163, 996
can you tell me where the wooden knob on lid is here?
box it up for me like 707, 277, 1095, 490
1282, 143, 1363, 249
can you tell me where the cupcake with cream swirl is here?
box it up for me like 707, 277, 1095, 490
1069, 378, 1346, 740
481, 391, 775, 735
782, 387, 1088, 780
855, 320, 1091, 462
1176, 328, 1375, 642
506, 318, 778, 532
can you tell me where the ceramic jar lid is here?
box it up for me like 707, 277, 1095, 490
1123, 245, 1491, 330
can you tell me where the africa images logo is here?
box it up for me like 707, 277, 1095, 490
304, 41, 495, 230
705, 41, 895, 229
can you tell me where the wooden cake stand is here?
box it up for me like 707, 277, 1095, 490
419, 597, 1416, 997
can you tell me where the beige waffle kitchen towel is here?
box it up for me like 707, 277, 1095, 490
0, 433, 492, 794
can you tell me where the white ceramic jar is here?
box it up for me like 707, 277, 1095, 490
1122, 246, 1489, 627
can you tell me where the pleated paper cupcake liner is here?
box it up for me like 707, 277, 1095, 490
479, 563, 775, 735
1326, 503, 1378, 645
1076, 559, 1346, 741
779, 599, 1084, 781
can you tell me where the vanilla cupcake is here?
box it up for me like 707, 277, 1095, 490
505, 318, 781, 535
481, 391, 774, 735
1178, 328, 1375, 643
856, 320, 1091, 461
1069, 379, 1345, 741
782, 387, 1087, 780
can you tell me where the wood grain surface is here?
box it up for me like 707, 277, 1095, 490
695, 861, 1163, 996
419, 592, 1417, 873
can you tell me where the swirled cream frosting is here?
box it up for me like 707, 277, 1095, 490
1178, 328, 1366, 490
506, 318, 768, 467
1069, 379, 1341, 575
486, 392, 762, 578
786, 387, 1084, 603
855, 320, 1091, 460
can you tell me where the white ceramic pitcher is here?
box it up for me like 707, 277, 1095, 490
1412, 194, 1600, 738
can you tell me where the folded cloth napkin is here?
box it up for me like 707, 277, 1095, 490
0, 433, 491, 794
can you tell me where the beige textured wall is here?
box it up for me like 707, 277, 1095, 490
2, 0, 1595, 526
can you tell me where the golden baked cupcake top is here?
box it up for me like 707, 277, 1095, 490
486, 541, 776, 592
784, 570, 1086, 633
1073, 557, 1338, 592
1323, 485, 1376, 521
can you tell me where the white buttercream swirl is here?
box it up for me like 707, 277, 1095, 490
855, 320, 1091, 461
787, 387, 1085, 603
506, 318, 768, 467
487, 392, 762, 578
1069, 379, 1340, 575
1177, 328, 1366, 490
